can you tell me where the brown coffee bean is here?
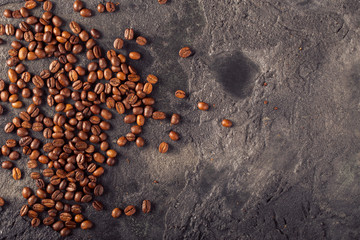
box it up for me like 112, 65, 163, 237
129, 52, 141, 60
90, 29, 101, 39
73, 0, 84, 12
94, 184, 104, 196
221, 119, 233, 128
60, 228, 71, 237
33, 203, 45, 212
146, 74, 158, 84
52, 221, 64, 231
20, 205, 29, 217
4, 123, 15, 133
5, 24, 15, 36
112, 208, 121, 218
3, 9, 12, 18
136, 137, 145, 147
170, 113, 181, 125
175, 90, 186, 99
179, 47, 193, 58
124, 205, 136, 216
0, 197, 5, 207
197, 102, 209, 111
92, 200, 103, 211
80, 220, 93, 230
131, 125, 142, 135
136, 36, 147, 46
43, 216, 55, 226
106, 2, 116, 12
97, 3, 105, 13
113, 38, 124, 49
69, 21, 81, 34
22, 187, 32, 199
80, 9, 92, 17
2, 161, 13, 169
124, 28, 134, 40
142, 200, 151, 213
159, 142, 169, 153
152, 111, 166, 120
12, 167, 21, 180
31, 218, 40, 227
25, 1, 37, 9
117, 136, 127, 147
43, 1, 53, 11
169, 131, 180, 141
158, 0, 168, 4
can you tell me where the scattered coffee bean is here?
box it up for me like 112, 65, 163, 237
221, 119, 233, 128
97, 3, 105, 13
197, 102, 209, 111
112, 208, 122, 218
159, 142, 169, 153
106, 2, 116, 12
175, 90, 186, 99
80, 220, 93, 230
80, 8, 92, 17
158, 0, 168, 4
12, 167, 21, 180
0, 197, 5, 206
124, 205, 136, 216
179, 47, 192, 58
142, 200, 151, 213
73, 0, 84, 12
169, 131, 179, 141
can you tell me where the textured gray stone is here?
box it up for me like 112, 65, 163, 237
0, 0, 359, 239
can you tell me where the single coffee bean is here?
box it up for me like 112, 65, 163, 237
94, 184, 104, 196
20, 205, 29, 216
12, 167, 21, 180
31, 218, 41, 227
43, 216, 55, 226
69, 21, 81, 34
221, 119, 233, 128
3, 9, 12, 18
175, 90, 186, 99
52, 221, 64, 231
129, 52, 141, 60
97, 3, 105, 13
73, 0, 84, 12
197, 102, 209, 111
74, 214, 84, 223
170, 113, 181, 125
179, 47, 193, 58
158, 0, 168, 4
0, 197, 5, 206
136, 137, 145, 147
4, 123, 15, 133
60, 228, 71, 237
124, 205, 136, 216
80, 220, 93, 230
169, 131, 180, 141
159, 142, 169, 153
136, 36, 147, 46
43, 1, 53, 11
22, 187, 32, 199
2, 161, 13, 169
106, 2, 116, 12
117, 136, 127, 147
25, 1, 37, 9
142, 200, 151, 213
90, 29, 101, 39
112, 208, 121, 218
80, 8, 92, 17
92, 200, 103, 211
124, 28, 134, 40
113, 38, 124, 49
152, 111, 166, 120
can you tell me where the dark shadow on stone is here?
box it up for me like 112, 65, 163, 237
212, 51, 259, 99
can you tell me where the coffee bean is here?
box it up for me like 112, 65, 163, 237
175, 90, 186, 99
152, 111, 166, 120
179, 47, 193, 58
124, 205, 136, 216
31, 218, 41, 227
136, 36, 147, 46
69, 21, 81, 34
2, 161, 13, 169
32, 203, 45, 212
43, 1, 53, 11
74, 214, 84, 223
0, 197, 5, 207
65, 221, 77, 229
91, 29, 101, 39
80, 220, 93, 230
12, 167, 21, 180
3, 9, 12, 18
146, 74, 158, 84
52, 221, 64, 231
60, 228, 71, 237
124, 28, 134, 40
159, 142, 169, 153
197, 102, 209, 111
170, 113, 181, 125
43, 216, 55, 226
142, 200, 151, 213
25, 1, 37, 9
221, 119, 233, 128
22, 187, 32, 199
113, 38, 124, 49
129, 52, 141, 60
92, 200, 103, 211
20, 205, 29, 217
169, 131, 180, 141
106, 2, 116, 12
94, 184, 104, 196
97, 3, 105, 13
117, 136, 127, 147
73, 0, 84, 12
136, 137, 145, 147
158, 0, 168, 4
80, 9, 92, 17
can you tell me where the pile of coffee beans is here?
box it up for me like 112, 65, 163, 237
0, 0, 169, 237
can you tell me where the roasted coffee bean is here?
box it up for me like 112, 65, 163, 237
152, 111, 166, 120
179, 47, 193, 58
4, 123, 15, 133
31, 218, 40, 227
60, 228, 71, 237
5, 24, 15, 36
124, 28, 134, 40
170, 113, 180, 125
43, 1, 53, 11
112, 208, 122, 218
80, 8, 92, 17
80, 220, 93, 230
12, 167, 21, 180
159, 142, 169, 153
175, 90, 186, 99
42, 199, 55, 208
158, 0, 168, 4
126, 133, 136, 142
136, 137, 145, 147
33, 203, 45, 212
221, 119, 233, 128
28, 195, 37, 206
90, 29, 101, 39
73, 0, 84, 12
0, 197, 5, 207
129, 52, 141, 60
124, 114, 136, 124
52, 221, 64, 231
113, 38, 124, 49
124, 205, 136, 216
197, 102, 209, 111
3, 9, 12, 18
106, 2, 116, 12
92, 200, 103, 211
169, 131, 180, 141
136, 36, 147, 46
142, 200, 151, 213
97, 3, 105, 13
2, 161, 13, 169
43, 216, 55, 226
20, 205, 29, 217
94, 184, 104, 196
22, 187, 32, 199
117, 136, 127, 147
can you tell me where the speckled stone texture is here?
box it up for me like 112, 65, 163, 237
0, 0, 359, 239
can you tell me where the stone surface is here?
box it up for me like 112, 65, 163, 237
0, 0, 359, 239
